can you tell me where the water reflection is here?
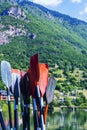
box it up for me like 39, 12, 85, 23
0, 109, 34, 130
46, 109, 87, 130
1, 108, 87, 130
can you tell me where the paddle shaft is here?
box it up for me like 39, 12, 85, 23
14, 98, 18, 130
0, 109, 6, 130
26, 77, 30, 130
27, 99, 30, 130
36, 86, 45, 130
12, 73, 20, 130
33, 98, 40, 130
23, 97, 30, 130
23, 103, 27, 130
7, 88, 13, 130
20, 94, 24, 122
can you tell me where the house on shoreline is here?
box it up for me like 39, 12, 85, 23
0, 89, 14, 100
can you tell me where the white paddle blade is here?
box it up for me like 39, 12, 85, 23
1, 61, 12, 88
46, 77, 56, 104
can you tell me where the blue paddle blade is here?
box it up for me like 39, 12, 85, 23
1, 61, 12, 89
20, 73, 30, 97
14, 78, 19, 99
46, 77, 56, 104
11, 69, 21, 97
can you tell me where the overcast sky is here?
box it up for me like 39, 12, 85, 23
30, 0, 87, 22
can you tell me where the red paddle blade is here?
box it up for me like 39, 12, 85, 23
28, 54, 39, 97
30, 53, 39, 81
28, 54, 49, 97
37, 63, 49, 97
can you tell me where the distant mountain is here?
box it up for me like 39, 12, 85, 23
0, 1, 87, 90
19, 1, 87, 25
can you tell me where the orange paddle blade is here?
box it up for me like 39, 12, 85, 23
37, 63, 49, 97
44, 104, 48, 124
11, 69, 20, 75
27, 63, 49, 97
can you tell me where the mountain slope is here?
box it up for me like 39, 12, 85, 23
0, 1, 87, 90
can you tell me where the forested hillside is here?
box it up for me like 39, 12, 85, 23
0, 0, 87, 92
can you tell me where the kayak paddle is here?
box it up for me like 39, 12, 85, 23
28, 54, 40, 130
1, 61, 13, 130
11, 69, 21, 130
29, 54, 49, 130
44, 77, 56, 124
20, 70, 25, 121
36, 63, 48, 130
0, 109, 6, 130
20, 72, 30, 130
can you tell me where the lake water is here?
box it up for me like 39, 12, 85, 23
1, 107, 87, 130
47, 109, 87, 130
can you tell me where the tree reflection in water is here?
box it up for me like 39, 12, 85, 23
1, 107, 87, 130
46, 109, 87, 130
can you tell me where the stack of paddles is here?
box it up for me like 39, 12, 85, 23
27, 54, 48, 130
0, 54, 56, 130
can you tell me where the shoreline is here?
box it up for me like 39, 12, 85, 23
53, 106, 87, 112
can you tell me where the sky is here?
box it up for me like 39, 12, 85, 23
29, 0, 87, 22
